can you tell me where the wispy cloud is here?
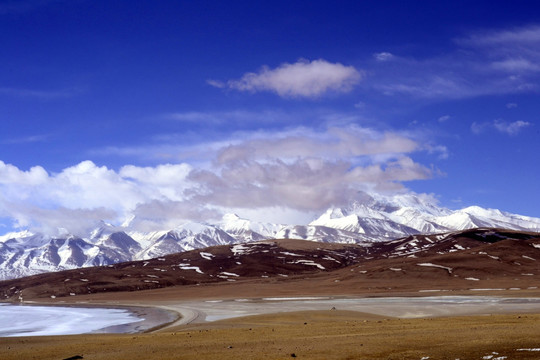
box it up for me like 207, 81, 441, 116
1, 134, 51, 145
470, 121, 489, 135
438, 115, 451, 123
215, 125, 419, 164
457, 25, 540, 47
373, 52, 394, 62
368, 25, 540, 99
425, 144, 449, 160
162, 109, 292, 126
471, 119, 531, 135
493, 119, 531, 135
0, 87, 79, 99
0, 0, 67, 14
210, 59, 362, 98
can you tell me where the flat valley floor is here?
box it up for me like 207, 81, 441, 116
2, 283, 540, 360
2, 311, 540, 359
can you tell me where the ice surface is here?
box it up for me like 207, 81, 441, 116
0, 304, 142, 337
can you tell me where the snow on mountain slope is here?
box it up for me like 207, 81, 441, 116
275, 225, 379, 244
459, 206, 540, 231
310, 193, 540, 238
1, 192, 540, 280
217, 213, 281, 242
389, 208, 451, 234
134, 222, 237, 260
310, 210, 419, 239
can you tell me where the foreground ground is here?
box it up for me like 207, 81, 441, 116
1, 310, 540, 360
1, 232, 539, 359
2, 283, 540, 360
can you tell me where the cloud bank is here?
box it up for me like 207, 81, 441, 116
0, 125, 435, 235
210, 59, 362, 98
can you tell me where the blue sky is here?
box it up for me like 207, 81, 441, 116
1, 0, 539, 234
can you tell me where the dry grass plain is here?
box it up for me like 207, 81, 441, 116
2, 311, 540, 360
3, 267, 540, 359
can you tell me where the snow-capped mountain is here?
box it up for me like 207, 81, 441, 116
1, 193, 540, 280
217, 213, 281, 242
310, 195, 540, 237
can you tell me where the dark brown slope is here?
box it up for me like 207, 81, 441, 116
331, 236, 540, 293
1, 228, 539, 301
0, 240, 367, 300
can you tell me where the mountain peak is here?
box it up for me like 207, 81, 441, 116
222, 213, 242, 222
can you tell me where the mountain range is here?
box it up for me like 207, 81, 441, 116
1, 193, 539, 280
2, 228, 539, 301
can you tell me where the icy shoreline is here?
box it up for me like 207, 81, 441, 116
0, 303, 177, 337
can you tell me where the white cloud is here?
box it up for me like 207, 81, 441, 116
128, 200, 222, 232
438, 115, 451, 123
188, 155, 432, 211
374, 52, 394, 61
471, 119, 531, 135
425, 144, 449, 160
3, 203, 116, 237
506, 102, 518, 109
0, 123, 443, 234
0, 160, 196, 234
216, 125, 419, 164
213, 59, 362, 98
493, 119, 531, 135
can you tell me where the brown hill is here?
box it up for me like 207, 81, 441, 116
1, 228, 539, 301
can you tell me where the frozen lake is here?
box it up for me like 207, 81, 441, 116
0, 303, 143, 337
3, 296, 540, 336
171, 296, 540, 323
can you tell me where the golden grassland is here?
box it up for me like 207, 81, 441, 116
2, 311, 540, 360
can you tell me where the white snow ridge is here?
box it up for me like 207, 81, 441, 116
1, 191, 540, 280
